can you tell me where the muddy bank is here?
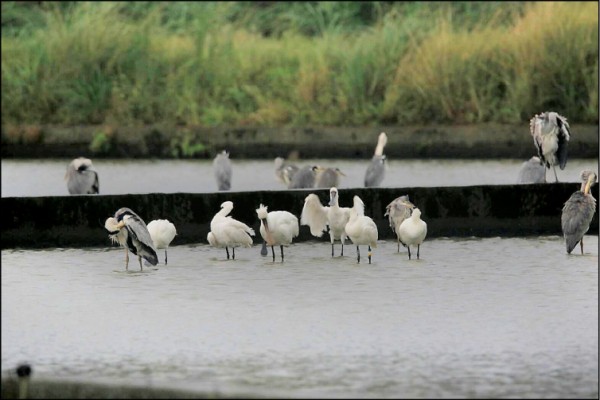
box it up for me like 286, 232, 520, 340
1, 124, 598, 159
2, 183, 597, 250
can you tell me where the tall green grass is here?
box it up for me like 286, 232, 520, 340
1, 1, 597, 126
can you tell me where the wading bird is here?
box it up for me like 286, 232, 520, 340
207, 201, 255, 260
529, 111, 571, 182
398, 208, 427, 260
274, 157, 299, 187
314, 166, 346, 189
517, 156, 546, 184
344, 195, 378, 264
561, 170, 597, 255
104, 207, 158, 270
385, 195, 416, 252
256, 204, 299, 262
213, 150, 232, 191
288, 165, 318, 189
65, 157, 99, 194
300, 187, 351, 257
364, 132, 388, 187
147, 219, 177, 264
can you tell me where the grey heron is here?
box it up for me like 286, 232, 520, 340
314, 166, 346, 189
529, 111, 571, 182
385, 195, 416, 252
561, 170, 597, 255
517, 156, 546, 184
364, 132, 388, 187
288, 165, 318, 189
274, 157, 299, 187
256, 204, 299, 262
398, 208, 428, 260
65, 157, 99, 194
300, 187, 351, 257
147, 219, 177, 264
104, 207, 159, 270
344, 195, 378, 264
207, 201, 255, 260
213, 150, 232, 191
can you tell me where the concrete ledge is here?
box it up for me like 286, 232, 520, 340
1, 184, 597, 250
1, 124, 598, 159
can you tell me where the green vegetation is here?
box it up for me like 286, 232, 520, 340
1, 1, 598, 127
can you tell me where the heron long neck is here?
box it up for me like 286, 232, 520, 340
584, 178, 594, 195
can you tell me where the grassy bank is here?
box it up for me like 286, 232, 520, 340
1, 2, 598, 127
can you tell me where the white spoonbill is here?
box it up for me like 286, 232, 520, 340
147, 219, 177, 264
344, 195, 378, 264
256, 204, 299, 262
385, 195, 416, 252
207, 201, 255, 260
301, 187, 351, 257
398, 208, 427, 260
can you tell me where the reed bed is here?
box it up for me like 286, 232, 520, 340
1, 1, 597, 127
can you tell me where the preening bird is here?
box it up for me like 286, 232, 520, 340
207, 201, 255, 260
104, 207, 158, 270
314, 166, 346, 189
385, 195, 416, 252
300, 187, 351, 257
398, 208, 427, 260
529, 111, 571, 182
561, 170, 597, 255
517, 156, 546, 184
256, 204, 299, 262
65, 157, 99, 194
364, 132, 388, 187
213, 150, 232, 191
274, 157, 299, 187
344, 195, 378, 264
288, 165, 318, 189
147, 219, 177, 264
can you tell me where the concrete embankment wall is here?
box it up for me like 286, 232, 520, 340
2, 184, 597, 250
1, 124, 598, 159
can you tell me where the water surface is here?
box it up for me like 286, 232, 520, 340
2, 236, 598, 398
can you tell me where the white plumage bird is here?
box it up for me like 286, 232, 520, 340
517, 156, 546, 184
300, 187, 351, 257
398, 208, 428, 260
65, 157, 99, 194
147, 219, 177, 264
385, 195, 416, 252
256, 204, 299, 262
344, 195, 378, 264
207, 201, 255, 260
529, 111, 571, 182
213, 150, 232, 191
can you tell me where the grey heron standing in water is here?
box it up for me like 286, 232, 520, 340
364, 132, 388, 187
65, 157, 99, 194
561, 170, 597, 255
213, 150, 232, 191
385, 195, 416, 252
314, 166, 346, 189
104, 207, 159, 270
147, 219, 177, 264
274, 157, 299, 187
529, 111, 571, 182
517, 156, 546, 184
288, 165, 319, 189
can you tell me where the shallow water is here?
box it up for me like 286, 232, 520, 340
2, 236, 598, 398
2, 158, 598, 197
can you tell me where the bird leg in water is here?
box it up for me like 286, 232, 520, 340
417, 244, 420, 260
271, 246, 276, 262
552, 166, 559, 183
407, 246, 412, 260
164, 249, 168, 265
232, 247, 236, 260
368, 245, 372, 264
356, 246, 360, 263
331, 243, 334, 257
280, 245, 284, 262
580, 238, 584, 255
125, 248, 129, 270
397, 240, 400, 253
138, 255, 143, 271
225, 247, 230, 260
340, 244, 344, 257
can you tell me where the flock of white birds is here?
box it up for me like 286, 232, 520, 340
67, 112, 595, 268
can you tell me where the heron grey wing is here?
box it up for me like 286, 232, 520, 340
124, 215, 159, 265
530, 118, 546, 164
289, 166, 315, 189
555, 117, 570, 170
364, 156, 385, 187
561, 192, 596, 251
214, 157, 232, 190
91, 170, 99, 194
